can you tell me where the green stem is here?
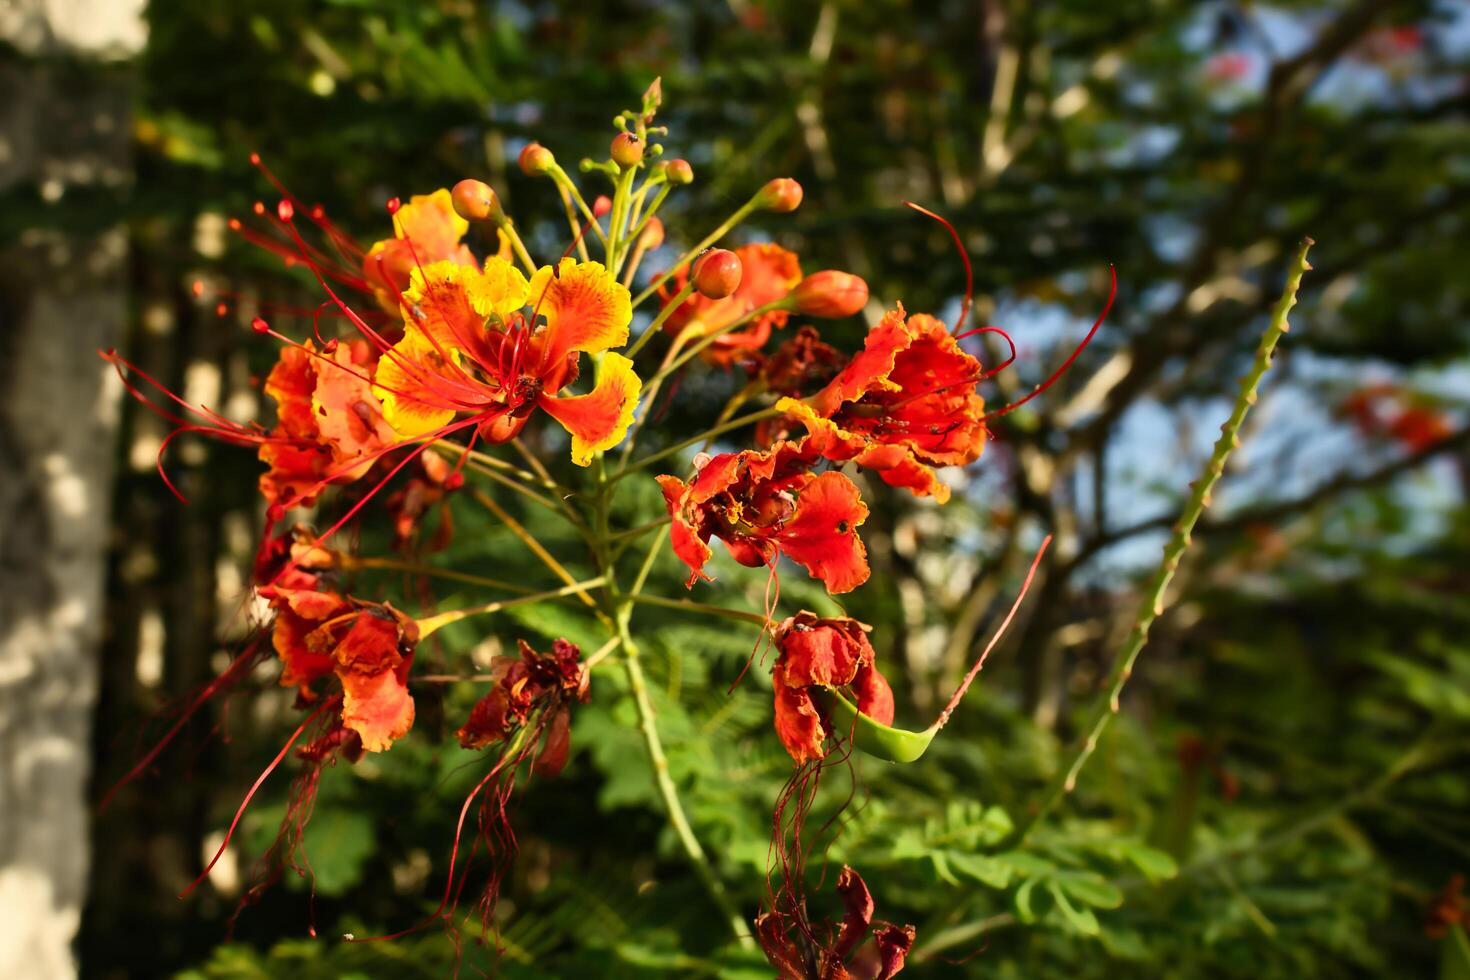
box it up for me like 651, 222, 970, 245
619, 406, 781, 479
416, 577, 607, 637
653, 298, 787, 382
1007, 238, 1314, 849
630, 592, 772, 626
626, 281, 693, 360
549, 164, 607, 245
631, 199, 758, 309
498, 220, 538, 276
606, 165, 638, 271
618, 615, 752, 946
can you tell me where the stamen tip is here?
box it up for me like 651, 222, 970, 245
385, 197, 401, 215
277, 199, 294, 223
251, 317, 270, 335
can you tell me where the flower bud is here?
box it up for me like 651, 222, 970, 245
610, 131, 645, 169
692, 249, 742, 300
756, 178, 803, 213
794, 271, 868, 318
638, 216, 665, 251
593, 195, 613, 218
450, 179, 500, 223
518, 142, 555, 176
663, 159, 694, 186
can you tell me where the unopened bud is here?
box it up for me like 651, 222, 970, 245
693, 249, 742, 300
638, 216, 665, 251
756, 178, 803, 213
664, 159, 694, 186
593, 195, 613, 218
519, 142, 555, 176
793, 271, 868, 318
611, 132, 645, 169
451, 179, 500, 223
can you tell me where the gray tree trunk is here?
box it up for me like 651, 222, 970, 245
0, 3, 144, 977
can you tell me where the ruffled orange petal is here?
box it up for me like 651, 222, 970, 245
339, 666, 414, 753
537, 352, 641, 466
773, 663, 826, 764
394, 189, 469, 254
658, 474, 716, 587
312, 341, 397, 470
778, 398, 951, 503
528, 259, 632, 367
264, 343, 320, 441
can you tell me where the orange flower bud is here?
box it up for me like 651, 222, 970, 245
756, 177, 803, 213
638, 216, 665, 251
663, 158, 694, 185
450, 179, 501, 223
610, 131, 645, 169
519, 142, 555, 176
794, 271, 868, 318
693, 249, 742, 299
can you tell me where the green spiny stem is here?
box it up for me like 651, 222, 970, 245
1007, 238, 1313, 849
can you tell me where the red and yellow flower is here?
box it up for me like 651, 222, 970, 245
777, 305, 986, 503
657, 440, 869, 594
769, 612, 894, 764
373, 256, 640, 465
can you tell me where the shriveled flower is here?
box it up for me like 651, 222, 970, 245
777, 304, 986, 502
770, 612, 894, 764
373, 256, 641, 465
658, 242, 802, 367
458, 638, 590, 777
756, 865, 915, 980
657, 440, 870, 594
263, 587, 418, 753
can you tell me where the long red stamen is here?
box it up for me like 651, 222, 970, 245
905, 201, 973, 334
984, 265, 1117, 421
180, 696, 339, 898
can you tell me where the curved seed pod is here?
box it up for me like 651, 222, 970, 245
814, 688, 936, 764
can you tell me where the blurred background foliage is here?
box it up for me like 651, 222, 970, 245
62, 0, 1470, 976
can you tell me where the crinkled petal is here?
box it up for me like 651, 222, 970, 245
773, 663, 826, 764
339, 666, 414, 753
528, 259, 632, 366
538, 352, 641, 466
852, 662, 896, 726
313, 341, 397, 469
657, 474, 716, 588
776, 471, 870, 594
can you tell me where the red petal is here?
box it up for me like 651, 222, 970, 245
773, 664, 827, 764
833, 865, 875, 960
776, 472, 870, 594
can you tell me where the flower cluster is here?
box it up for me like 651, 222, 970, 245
102, 80, 1106, 962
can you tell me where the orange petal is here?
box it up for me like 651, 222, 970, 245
313, 341, 397, 469
339, 667, 415, 753
528, 259, 632, 367
538, 352, 641, 466
393, 189, 469, 256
